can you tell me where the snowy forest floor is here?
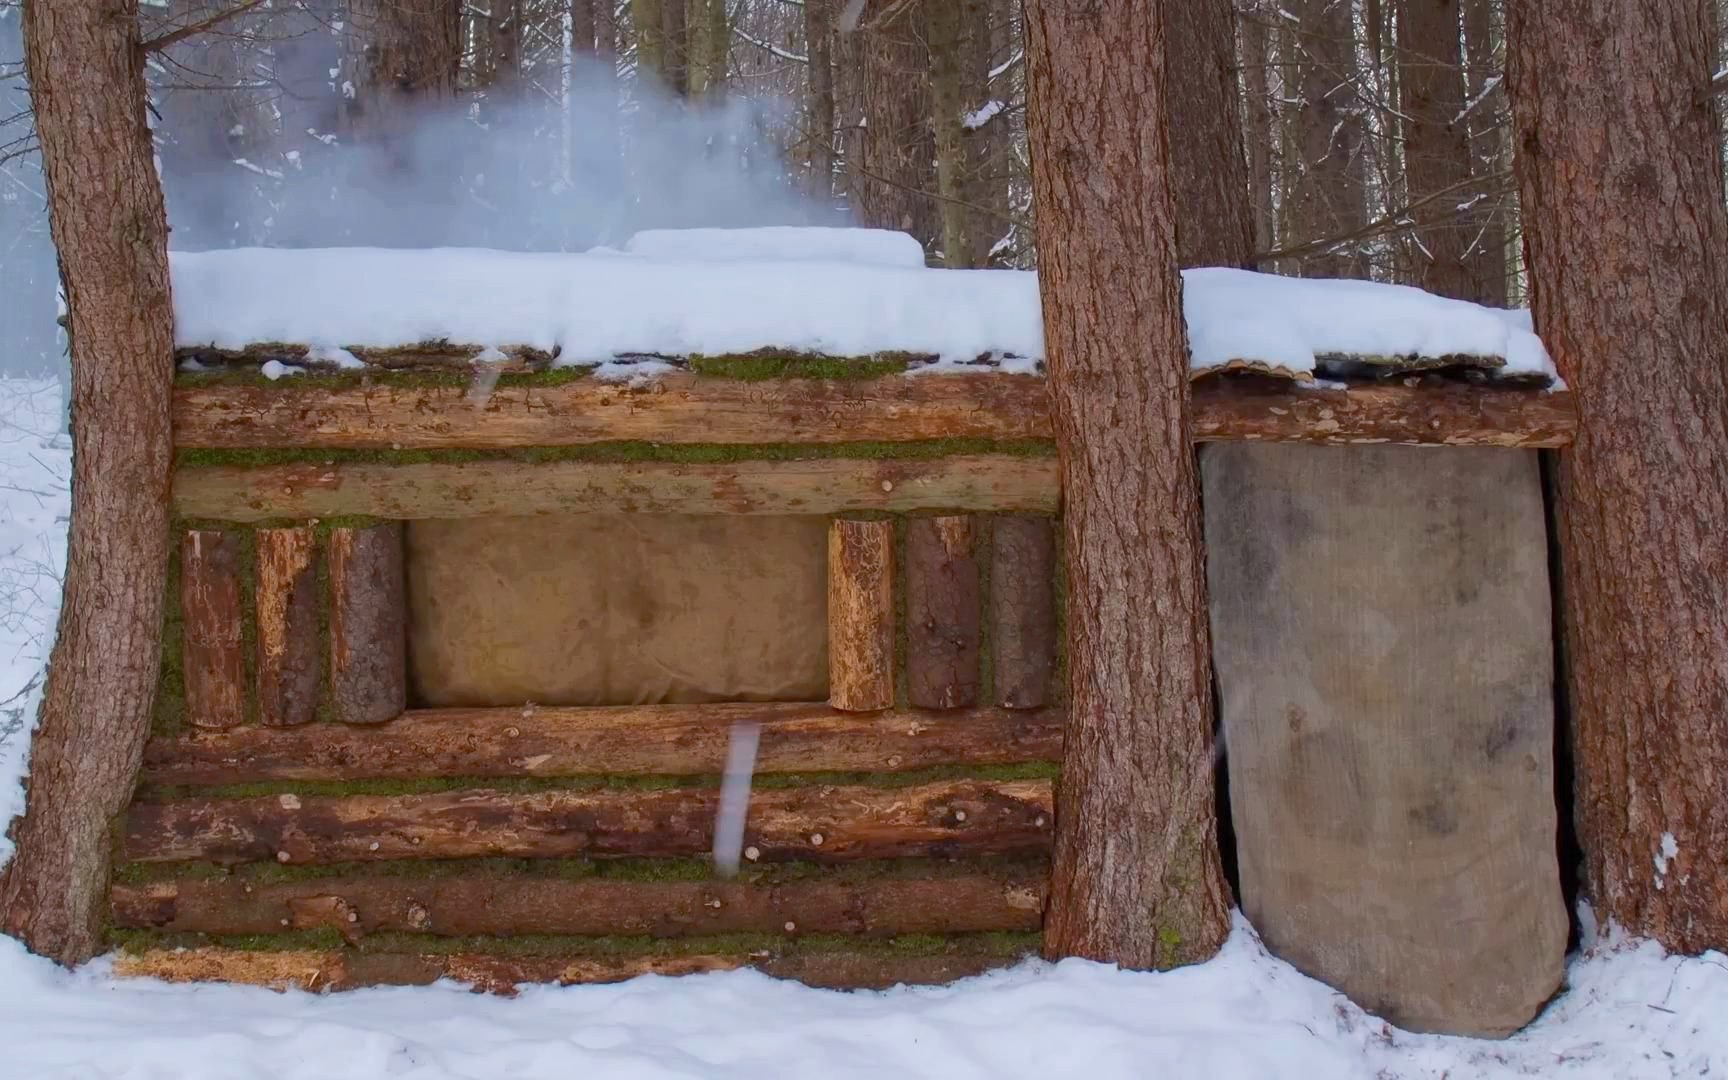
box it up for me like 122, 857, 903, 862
0, 377, 1722, 1080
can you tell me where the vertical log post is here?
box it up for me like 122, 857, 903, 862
255, 527, 321, 727
180, 529, 246, 730
827, 518, 894, 712
990, 515, 1057, 709
328, 523, 406, 725
906, 515, 980, 708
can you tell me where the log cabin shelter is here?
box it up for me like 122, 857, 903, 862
118, 235, 1576, 1030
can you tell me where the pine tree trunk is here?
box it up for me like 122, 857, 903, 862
804, 0, 838, 198
1166, 0, 1254, 268
354, 0, 461, 133
1024, 0, 1231, 968
1398, 0, 1477, 299
1290, 0, 1368, 277
846, 15, 937, 250
0, 0, 174, 965
1239, 1, 1277, 257
633, 0, 665, 88
1461, 0, 1509, 305
1508, 0, 1728, 953
927, 0, 975, 266
662, 0, 689, 96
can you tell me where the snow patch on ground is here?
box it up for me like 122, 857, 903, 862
170, 233, 1556, 379
6, 378, 1714, 1080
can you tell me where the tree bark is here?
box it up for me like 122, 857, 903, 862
0, 0, 174, 965
662, 0, 689, 96
846, 15, 937, 249
1023, 0, 1231, 967
123, 779, 1054, 864
141, 703, 1063, 784
179, 530, 246, 731
1462, 0, 1509, 305
805, 0, 838, 198
1398, 0, 1478, 299
255, 527, 321, 728
1508, 0, 1728, 953
327, 524, 406, 726
353, 0, 462, 139
1166, 0, 1254, 268
1239, 0, 1278, 257
1288, 0, 1369, 277
989, 515, 1057, 709
906, 516, 982, 709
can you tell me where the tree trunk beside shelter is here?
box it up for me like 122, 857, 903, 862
1508, 0, 1728, 953
1023, 0, 1232, 968
0, 0, 175, 965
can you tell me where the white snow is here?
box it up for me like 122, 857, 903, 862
963, 100, 1006, 130
170, 235, 1556, 380
0, 377, 1722, 1078
624, 227, 927, 268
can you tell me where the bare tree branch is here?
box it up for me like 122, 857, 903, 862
137, 0, 272, 58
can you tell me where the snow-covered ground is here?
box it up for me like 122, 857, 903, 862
0, 377, 1722, 1079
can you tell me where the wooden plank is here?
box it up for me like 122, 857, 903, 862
111, 872, 1046, 937
828, 519, 895, 711
173, 374, 1577, 451
172, 455, 1062, 522
254, 527, 320, 727
122, 779, 1054, 864
1188, 379, 1577, 447
906, 516, 982, 709
172, 373, 1053, 449
327, 524, 405, 725
989, 515, 1058, 709
139, 703, 1064, 785
180, 530, 247, 730
111, 946, 1016, 992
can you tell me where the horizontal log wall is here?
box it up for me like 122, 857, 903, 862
173, 373, 1577, 451
173, 455, 1061, 521
141, 703, 1062, 785
111, 945, 1020, 993
123, 779, 1054, 864
111, 872, 1046, 938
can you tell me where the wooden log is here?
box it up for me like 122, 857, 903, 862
172, 374, 1577, 452
1187, 379, 1576, 447
139, 703, 1064, 785
828, 519, 895, 711
254, 527, 320, 727
172, 455, 1061, 522
990, 516, 1058, 709
111, 872, 1046, 937
111, 946, 1015, 993
122, 779, 1054, 864
906, 516, 981, 709
327, 523, 405, 725
173, 372, 1053, 449
180, 530, 246, 730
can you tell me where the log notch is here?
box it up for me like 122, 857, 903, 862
179, 530, 246, 730
827, 518, 895, 711
327, 523, 405, 725
906, 516, 981, 708
254, 527, 320, 727
111, 872, 1047, 937
140, 703, 1064, 785
990, 515, 1057, 709
122, 779, 1054, 864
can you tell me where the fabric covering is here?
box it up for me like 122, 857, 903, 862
407, 515, 829, 706
1201, 444, 1567, 1037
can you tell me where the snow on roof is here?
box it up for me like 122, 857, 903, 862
169, 230, 1555, 383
